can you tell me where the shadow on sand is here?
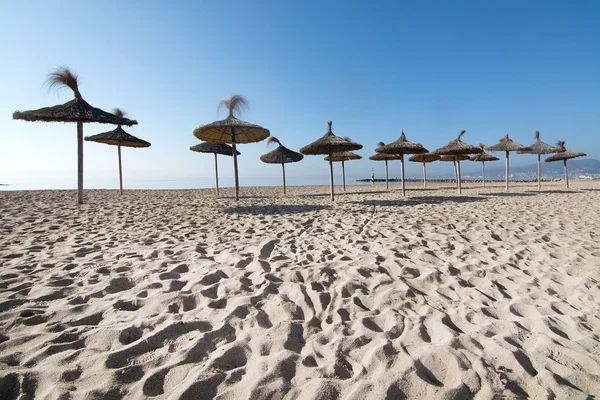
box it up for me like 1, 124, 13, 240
222, 204, 330, 215
301, 189, 389, 197
524, 190, 581, 194
355, 196, 484, 207
484, 192, 538, 197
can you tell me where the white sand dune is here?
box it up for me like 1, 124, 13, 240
1, 181, 599, 399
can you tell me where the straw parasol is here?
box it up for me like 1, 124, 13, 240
469, 144, 499, 187
193, 95, 269, 200
369, 142, 401, 189
408, 152, 439, 188
545, 141, 586, 188
300, 121, 363, 201
324, 150, 362, 192
432, 130, 482, 194
485, 134, 526, 191
518, 131, 559, 190
84, 108, 150, 195
12, 67, 137, 204
377, 131, 428, 196
439, 155, 470, 188
260, 137, 303, 194
190, 142, 240, 196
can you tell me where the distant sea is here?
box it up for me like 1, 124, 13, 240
0, 176, 338, 191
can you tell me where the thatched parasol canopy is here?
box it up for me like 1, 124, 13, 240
324, 150, 362, 162
260, 137, 304, 164
190, 142, 240, 156
545, 141, 586, 188
408, 153, 440, 163
85, 125, 150, 148
190, 141, 240, 196
370, 142, 399, 189
13, 98, 136, 126
486, 134, 526, 153
324, 150, 361, 192
409, 152, 440, 188
85, 109, 149, 148
377, 131, 427, 196
432, 130, 481, 194
485, 134, 526, 191
470, 144, 499, 162
300, 121, 363, 201
518, 131, 557, 155
300, 122, 362, 155
469, 144, 499, 187
193, 95, 269, 200
193, 118, 270, 144
369, 153, 401, 161
544, 141, 585, 162
12, 67, 137, 204
432, 130, 482, 156
518, 131, 559, 191
377, 131, 427, 155
260, 137, 303, 194
85, 108, 149, 195
440, 154, 470, 162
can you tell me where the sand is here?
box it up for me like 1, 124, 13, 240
1, 181, 599, 399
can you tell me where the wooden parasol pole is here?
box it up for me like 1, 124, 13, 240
505, 151, 509, 191
232, 128, 239, 200
328, 154, 335, 201
342, 160, 346, 191
214, 153, 220, 196
117, 145, 123, 195
456, 159, 463, 195
564, 159, 569, 188
537, 154, 542, 190
385, 160, 389, 189
77, 122, 84, 204
400, 153, 406, 196
282, 163, 286, 194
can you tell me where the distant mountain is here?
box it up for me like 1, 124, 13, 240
464, 158, 600, 179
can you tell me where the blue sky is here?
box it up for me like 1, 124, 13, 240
1, 0, 598, 189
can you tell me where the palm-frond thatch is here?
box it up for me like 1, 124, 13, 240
518, 131, 557, 155
84, 108, 150, 195
432, 130, 482, 156
408, 153, 440, 163
408, 153, 440, 189
324, 151, 362, 162
11, 67, 138, 204
440, 154, 470, 162
517, 132, 559, 190
545, 141, 586, 162
432, 131, 480, 194
193, 95, 269, 200
468, 144, 499, 187
375, 131, 427, 196
260, 137, 304, 164
299, 121, 363, 201
85, 108, 150, 148
190, 142, 240, 156
193, 95, 268, 144
485, 134, 526, 152
260, 137, 303, 194
377, 131, 428, 155
13, 68, 136, 126
544, 141, 586, 188
470, 144, 499, 162
485, 134, 526, 191
300, 122, 362, 155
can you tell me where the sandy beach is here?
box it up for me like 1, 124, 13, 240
1, 181, 599, 399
